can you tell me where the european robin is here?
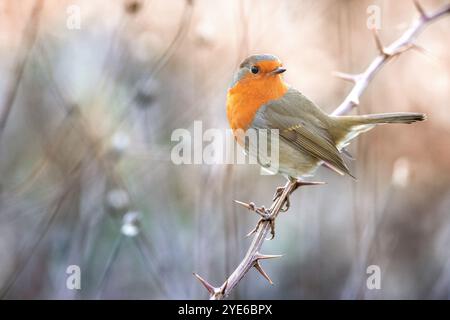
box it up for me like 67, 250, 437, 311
227, 54, 425, 179
226, 54, 425, 235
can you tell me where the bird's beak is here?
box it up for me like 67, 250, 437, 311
271, 67, 286, 75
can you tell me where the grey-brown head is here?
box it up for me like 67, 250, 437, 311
230, 54, 285, 88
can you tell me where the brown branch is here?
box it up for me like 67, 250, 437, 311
195, 1, 450, 300
195, 179, 322, 299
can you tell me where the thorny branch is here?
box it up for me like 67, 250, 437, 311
194, 2, 450, 300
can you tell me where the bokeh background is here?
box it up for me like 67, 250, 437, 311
0, 0, 449, 299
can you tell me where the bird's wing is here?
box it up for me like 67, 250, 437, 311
251, 89, 352, 177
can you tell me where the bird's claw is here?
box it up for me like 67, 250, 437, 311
272, 186, 284, 201
280, 196, 290, 212
267, 218, 276, 240
239, 179, 325, 240
246, 211, 277, 240
273, 185, 291, 212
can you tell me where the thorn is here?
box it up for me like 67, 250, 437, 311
220, 280, 228, 294
254, 261, 274, 285
254, 252, 283, 260
413, 0, 427, 19
234, 200, 254, 211
193, 273, 217, 295
246, 226, 258, 237
332, 71, 359, 83
410, 43, 438, 62
235, 200, 269, 219
350, 97, 360, 106
371, 28, 388, 56
296, 180, 326, 187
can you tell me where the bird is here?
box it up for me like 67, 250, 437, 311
226, 54, 425, 236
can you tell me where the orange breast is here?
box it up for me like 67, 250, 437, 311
227, 75, 288, 135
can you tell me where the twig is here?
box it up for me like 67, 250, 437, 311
194, 180, 322, 299
332, 2, 450, 116
195, 1, 450, 300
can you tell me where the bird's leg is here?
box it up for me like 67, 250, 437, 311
252, 206, 273, 236
272, 186, 289, 212
245, 211, 276, 240
272, 186, 285, 201
272, 177, 299, 212
271, 178, 325, 215
267, 218, 276, 240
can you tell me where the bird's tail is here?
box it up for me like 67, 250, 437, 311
341, 112, 426, 125
329, 112, 426, 150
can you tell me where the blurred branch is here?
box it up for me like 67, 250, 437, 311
0, 0, 44, 140
104, 0, 194, 140
0, 169, 76, 298
194, 1, 450, 300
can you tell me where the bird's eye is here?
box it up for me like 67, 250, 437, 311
251, 66, 259, 74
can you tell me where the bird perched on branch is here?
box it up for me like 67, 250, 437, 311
227, 54, 425, 180
226, 54, 425, 236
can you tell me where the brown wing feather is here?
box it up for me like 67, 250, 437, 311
251, 89, 353, 177
281, 124, 352, 176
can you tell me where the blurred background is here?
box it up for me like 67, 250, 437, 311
0, 0, 449, 299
